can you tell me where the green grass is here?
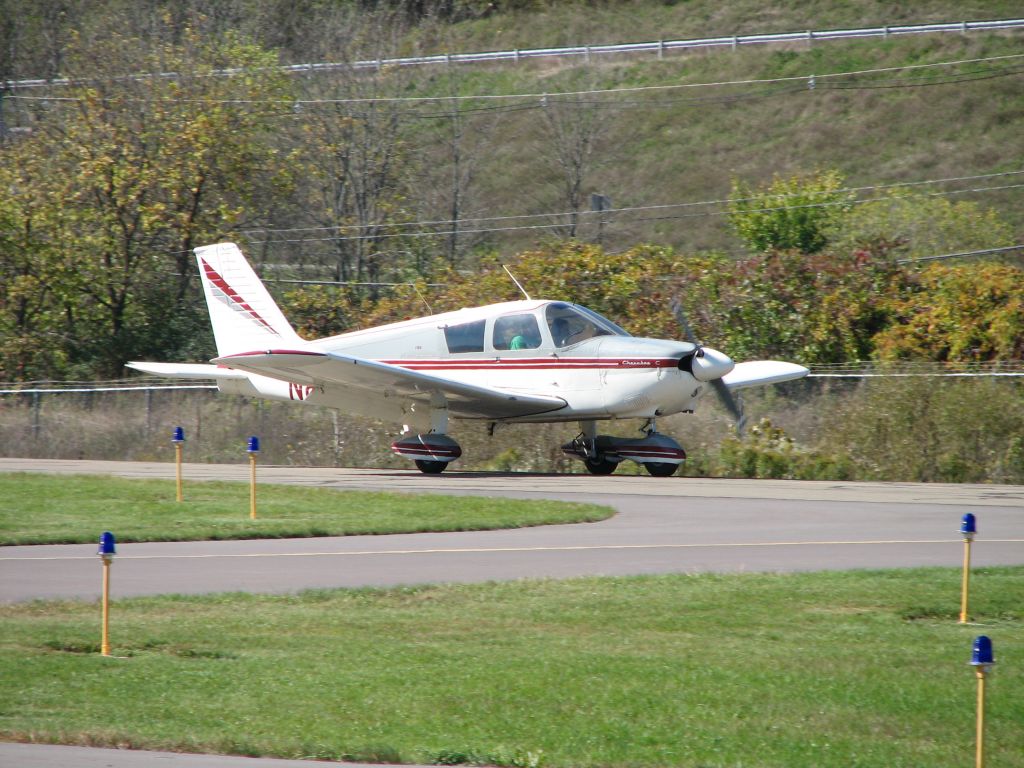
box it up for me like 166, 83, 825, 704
1, 568, 1021, 766
0, 473, 612, 545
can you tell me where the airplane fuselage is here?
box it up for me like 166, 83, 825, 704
218, 300, 710, 424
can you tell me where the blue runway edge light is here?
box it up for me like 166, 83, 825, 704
247, 436, 260, 453
960, 513, 976, 536
98, 531, 116, 557
971, 635, 994, 666
172, 426, 185, 443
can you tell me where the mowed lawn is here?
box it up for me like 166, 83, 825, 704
0, 473, 612, 545
1, 568, 1021, 767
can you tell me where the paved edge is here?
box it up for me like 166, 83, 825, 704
0, 742, 424, 767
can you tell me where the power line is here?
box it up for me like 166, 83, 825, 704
241, 180, 1024, 245
808, 360, 1024, 377
238, 169, 1024, 238
4, 170, 1019, 251
895, 243, 1024, 264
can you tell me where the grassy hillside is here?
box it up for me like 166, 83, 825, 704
397, 30, 1023, 257
413, 1, 1024, 54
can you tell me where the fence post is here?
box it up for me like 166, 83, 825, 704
31, 391, 41, 440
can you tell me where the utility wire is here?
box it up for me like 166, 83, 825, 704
238, 169, 1024, 237
895, 243, 1024, 264
242, 181, 1024, 244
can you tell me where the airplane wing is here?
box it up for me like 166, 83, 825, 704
722, 361, 809, 391
213, 349, 568, 420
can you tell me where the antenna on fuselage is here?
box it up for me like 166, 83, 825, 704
502, 265, 532, 301
409, 282, 433, 315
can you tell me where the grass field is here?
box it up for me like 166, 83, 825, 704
0, 473, 612, 545
1, 568, 1021, 767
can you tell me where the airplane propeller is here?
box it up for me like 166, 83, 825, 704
671, 299, 747, 436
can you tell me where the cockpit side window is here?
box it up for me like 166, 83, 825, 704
443, 320, 485, 353
493, 313, 542, 351
545, 303, 624, 348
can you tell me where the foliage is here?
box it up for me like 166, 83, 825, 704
683, 244, 905, 363
826, 192, 1015, 262
728, 169, 855, 254
705, 418, 855, 480
0, 27, 293, 379
2, 3, 1023, 486
872, 262, 1024, 362
282, 285, 379, 339
356, 241, 688, 336
0, 140, 69, 378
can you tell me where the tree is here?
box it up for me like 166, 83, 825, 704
825, 192, 1014, 262
0, 27, 292, 379
286, 11, 427, 290
0, 137, 68, 379
537, 69, 608, 240
728, 169, 854, 254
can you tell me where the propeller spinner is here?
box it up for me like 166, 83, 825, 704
678, 346, 735, 381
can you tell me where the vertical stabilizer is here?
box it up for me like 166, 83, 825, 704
195, 242, 304, 357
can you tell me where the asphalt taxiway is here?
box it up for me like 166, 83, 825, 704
2, 458, 1022, 602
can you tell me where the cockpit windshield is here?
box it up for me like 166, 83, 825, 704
545, 303, 630, 348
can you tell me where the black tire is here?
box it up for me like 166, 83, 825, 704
415, 459, 447, 474
584, 457, 617, 475
644, 462, 678, 477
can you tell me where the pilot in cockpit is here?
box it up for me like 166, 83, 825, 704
551, 317, 570, 347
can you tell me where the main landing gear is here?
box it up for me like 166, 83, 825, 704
562, 419, 686, 477
391, 433, 462, 474
391, 404, 462, 474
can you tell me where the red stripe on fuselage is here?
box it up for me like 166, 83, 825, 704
382, 358, 677, 371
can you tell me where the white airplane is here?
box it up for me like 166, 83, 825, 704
129, 242, 808, 476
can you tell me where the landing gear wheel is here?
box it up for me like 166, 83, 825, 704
584, 457, 617, 475
644, 462, 678, 477
415, 460, 447, 474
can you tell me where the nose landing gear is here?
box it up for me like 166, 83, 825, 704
562, 420, 686, 476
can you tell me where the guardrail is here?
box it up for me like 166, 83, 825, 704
4, 18, 1023, 89
340, 18, 1024, 71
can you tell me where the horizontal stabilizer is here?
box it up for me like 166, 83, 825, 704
722, 361, 809, 391
126, 361, 250, 380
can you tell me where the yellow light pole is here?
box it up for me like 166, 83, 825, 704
959, 513, 976, 624
970, 635, 995, 768
172, 426, 185, 502
247, 436, 260, 520
97, 531, 116, 656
